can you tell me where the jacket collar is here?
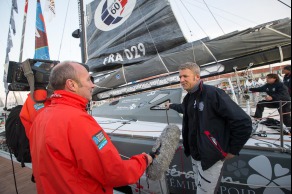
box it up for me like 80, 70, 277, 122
51, 90, 88, 111
188, 80, 204, 94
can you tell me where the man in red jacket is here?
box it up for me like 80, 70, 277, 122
20, 88, 51, 138
30, 61, 152, 194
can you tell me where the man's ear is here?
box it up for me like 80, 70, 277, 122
65, 79, 77, 92
194, 74, 200, 81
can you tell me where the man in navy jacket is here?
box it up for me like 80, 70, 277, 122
283, 65, 291, 96
250, 74, 291, 129
178, 62, 252, 194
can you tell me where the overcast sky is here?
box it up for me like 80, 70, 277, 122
0, 0, 291, 102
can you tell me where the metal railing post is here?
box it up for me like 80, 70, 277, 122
279, 101, 284, 148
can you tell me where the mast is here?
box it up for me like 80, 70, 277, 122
19, 0, 29, 62
78, 0, 87, 63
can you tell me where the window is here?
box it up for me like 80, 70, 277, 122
149, 93, 169, 104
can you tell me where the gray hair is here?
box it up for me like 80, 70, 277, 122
49, 61, 80, 90
179, 62, 200, 76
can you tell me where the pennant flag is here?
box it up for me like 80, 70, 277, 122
24, 0, 29, 15
34, 0, 50, 61
3, 1, 19, 93
4, 29, 13, 92
5, 29, 13, 64
12, 0, 18, 13
10, 9, 16, 35
45, 0, 56, 22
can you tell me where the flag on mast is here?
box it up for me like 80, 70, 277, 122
3, 2, 18, 93
45, 0, 56, 22
10, 9, 17, 35
34, 0, 50, 61
24, 0, 29, 15
12, 0, 18, 13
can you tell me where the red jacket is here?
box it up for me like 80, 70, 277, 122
30, 91, 147, 194
20, 89, 50, 137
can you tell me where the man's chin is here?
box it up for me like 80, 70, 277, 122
182, 86, 189, 91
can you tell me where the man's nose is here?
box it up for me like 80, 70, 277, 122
91, 81, 96, 88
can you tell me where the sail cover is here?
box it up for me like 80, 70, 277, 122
86, 0, 187, 72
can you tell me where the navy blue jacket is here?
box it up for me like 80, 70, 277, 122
182, 83, 252, 170
283, 74, 291, 96
249, 82, 290, 101
169, 103, 184, 114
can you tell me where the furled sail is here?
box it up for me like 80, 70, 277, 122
86, 0, 291, 100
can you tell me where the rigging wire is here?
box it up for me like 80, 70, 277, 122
57, 0, 71, 60
173, 0, 197, 62
202, 0, 225, 35
179, 0, 209, 38
182, 0, 253, 29
277, 0, 291, 8
136, 4, 170, 73
121, 18, 129, 84
178, 0, 221, 64
173, 0, 194, 37
184, 0, 257, 25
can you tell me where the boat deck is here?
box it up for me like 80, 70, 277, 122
95, 117, 291, 149
0, 152, 37, 194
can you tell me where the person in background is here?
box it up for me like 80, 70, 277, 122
19, 86, 53, 182
249, 74, 291, 130
283, 65, 291, 96
178, 62, 252, 194
20, 86, 53, 138
29, 61, 152, 194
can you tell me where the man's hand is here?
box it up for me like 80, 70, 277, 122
165, 102, 171, 110
265, 95, 273, 101
225, 153, 235, 160
143, 153, 153, 167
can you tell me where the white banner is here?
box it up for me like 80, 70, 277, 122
45, 0, 56, 22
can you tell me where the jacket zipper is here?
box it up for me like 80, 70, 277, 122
204, 131, 227, 157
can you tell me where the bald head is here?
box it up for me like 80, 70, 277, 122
49, 61, 95, 101
49, 61, 82, 90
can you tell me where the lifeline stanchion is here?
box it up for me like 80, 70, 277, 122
279, 101, 284, 148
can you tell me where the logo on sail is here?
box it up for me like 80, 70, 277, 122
95, 0, 136, 31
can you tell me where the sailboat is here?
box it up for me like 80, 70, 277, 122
84, 0, 291, 193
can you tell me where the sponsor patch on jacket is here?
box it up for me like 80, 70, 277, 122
34, 103, 45, 111
92, 131, 108, 150
199, 102, 204, 111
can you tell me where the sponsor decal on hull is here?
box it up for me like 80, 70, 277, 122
95, 0, 136, 31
